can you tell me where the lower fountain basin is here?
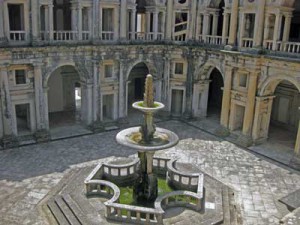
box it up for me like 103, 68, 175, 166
116, 127, 179, 151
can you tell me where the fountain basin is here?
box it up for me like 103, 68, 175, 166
132, 101, 165, 114
116, 127, 179, 151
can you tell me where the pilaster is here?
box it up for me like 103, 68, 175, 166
183, 51, 195, 119
0, 1, 6, 45
228, 0, 239, 46
153, 11, 159, 40
31, 0, 39, 44
242, 72, 258, 136
273, 12, 282, 51
0, 65, 18, 147
282, 14, 292, 43
131, 9, 136, 39
48, 3, 54, 41
78, 3, 83, 40
119, 60, 126, 118
92, 60, 100, 122
253, 0, 266, 47
220, 66, 233, 128
120, 0, 127, 39
222, 12, 229, 44
165, 0, 173, 40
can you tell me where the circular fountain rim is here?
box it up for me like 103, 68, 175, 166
116, 127, 179, 151
132, 101, 165, 113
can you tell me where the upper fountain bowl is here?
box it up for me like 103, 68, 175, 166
132, 101, 165, 114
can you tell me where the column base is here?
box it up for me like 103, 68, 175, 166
34, 129, 50, 143
214, 126, 230, 137
1, 135, 19, 149
0, 37, 8, 46
289, 155, 300, 171
235, 134, 253, 147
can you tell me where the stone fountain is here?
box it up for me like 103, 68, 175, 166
41, 75, 241, 225
116, 74, 179, 203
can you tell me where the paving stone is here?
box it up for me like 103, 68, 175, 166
0, 120, 299, 225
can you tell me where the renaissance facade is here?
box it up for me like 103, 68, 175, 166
0, 0, 299, 160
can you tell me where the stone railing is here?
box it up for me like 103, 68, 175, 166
167, 159, 204, 193
85, 157, 204, 225
153, 157, 171, 176
9, 31, 26, 41
155, 190, 203, 212
102, 158, 139, 177
105, 202, 164, 225
82, 31, 90, 41
101, 31, 114, 41
53, 31, 77, 41
241, 38, 254, 48
281, 41, 300, 54
128, 32, 163, 41
205, 35, 222, 45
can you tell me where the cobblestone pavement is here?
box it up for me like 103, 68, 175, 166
0, 120, 300, 225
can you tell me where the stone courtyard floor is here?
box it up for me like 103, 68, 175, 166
0, 120, 300, 225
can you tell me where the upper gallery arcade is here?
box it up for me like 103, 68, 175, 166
0, 0, 299, 160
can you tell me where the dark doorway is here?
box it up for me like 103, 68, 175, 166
207, 68, 224, 118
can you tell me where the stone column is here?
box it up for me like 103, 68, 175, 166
188, 0, 197, 40
228, 0, 239, 46
77, 4, 83, 40
119, 60, 126, 118
44, 5, 49, 40
0, 1, 5, 44
161, 11, 166, 39
114, 6, 120, 40
0, 66, 14, 137
131, 9, 136, 39
183, 53, 194, 119
220, 67, 233, 128
82, 82, 93, 125
252, 96, 274, 142
165, 0, 173, 40
222, 12, 229, 44
212, 13, 219, 36
93, 0, 99, 39
92, 61, 99, 122
99, 3, 102, 39
31, 0, 39, 43
272, 12, 282, 51
202, 13, 210, 41
295, 109, 300, 156
282, 14, 292, 43
162, 57, 170, 105
120, 0, 127, 39
49, 3, 54, 41
153, 11, 159, 40
263, 13, 270, 45
146, 12, 151, 33
253, 0, 266, 47
238, 13, 245, 47
242, 73, 258, 136
195, 13, 202, 41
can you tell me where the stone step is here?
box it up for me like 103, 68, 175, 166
222, 187, 231, 225
55, 196, 81, 225
47, 198, 69, 225
62, 194, 87, 225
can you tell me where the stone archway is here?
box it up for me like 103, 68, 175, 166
207, 68, 224, 118
46, 65, 83, 131
127, 62, 149, 113
253, 78, 300, 155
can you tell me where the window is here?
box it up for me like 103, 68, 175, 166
8, 4, 24, 31
102, 8, 114, 31
104, 64, 113, 78
15, 70, 26, 84
239, 73, 248, 88
175, 62, 184, 75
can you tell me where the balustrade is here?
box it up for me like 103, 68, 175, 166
9, 31, 26, 41
242, 38, 254, 48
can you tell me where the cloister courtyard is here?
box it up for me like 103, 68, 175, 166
0, 117, 299, 225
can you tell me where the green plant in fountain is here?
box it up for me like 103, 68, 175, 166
140, 74, 156, 143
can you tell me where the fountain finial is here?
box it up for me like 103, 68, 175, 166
143, 74, 154, 108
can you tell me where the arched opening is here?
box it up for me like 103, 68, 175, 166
268, 81, 299, 151
290, 1, 300, 42
207, 68, 224, 119
127, 62, 149, 112
47, 65, 81, 130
